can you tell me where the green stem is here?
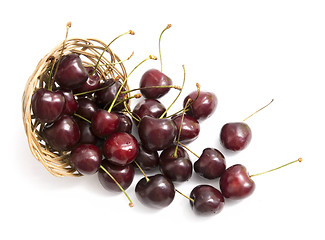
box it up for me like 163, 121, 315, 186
74, 113, 91, 124
159, 64, 186, 119
242, 99, 274, 122
159, 24, 172, 72
249, 158, 303, 178
121, 85, 181, 95
175, 189, 194, 202
178, 142, 200, 159
100, 165, 134, 207
133, 161, 149, 182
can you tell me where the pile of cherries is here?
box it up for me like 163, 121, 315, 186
30, 24, 302, 216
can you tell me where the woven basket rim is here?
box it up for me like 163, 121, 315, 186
22, 37, 129, 177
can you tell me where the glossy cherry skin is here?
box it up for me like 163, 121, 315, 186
98, 159, 135, 192
139, 69, 172, 99
73, 67, 100, 94
94, 79, 127, 110
134, 144, 159, 171
69, 144, 102, 175
220, 122, 252, 151
132, 99, 166, 124
138, 116, 177, 151
190, 185, 225, 216
55, 53, 88, 90
102, 132, 139, 166
135, 174, 175, 208
31, 88, 65, 123
159, 145, 192, 182
194, 148, 226, 179
116, 113, 132, 133
60, 90, 78, 115
42, 115, 80, 151
76, 98, 98, 121
184, 91, 217, 121
91, 110, 120, 138
219, 164, 255, 200
171, 114, 200, 143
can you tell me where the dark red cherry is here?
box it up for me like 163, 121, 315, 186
60, 90, 78, 115
190, 185, 225, 216
159, 145, 192, 182
102, 132, 139, 166
69, 144, 102, 175
116, 113, 132, 133
139, 69, 172, 99
135, 174, 175, 208
184, 91, 217, 121
31, 88, 65, 123
55, 53, 88, 90
219, 164, 255, 200
220, 122, 252, 151
42, 115, 80, 151
91, 110, 120, 138
73, 67, 100, 94
194, 148, 226, 179
76, 98, 98, 121
94, 79, 126, 110
98, 159, 135, 192
132, 99, 166, 124
171, 114, 200, 143
134, 144, 159, 171
138, 116, 177, 151
76, 119, 98, 145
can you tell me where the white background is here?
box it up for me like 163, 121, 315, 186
1, 0, 324, 239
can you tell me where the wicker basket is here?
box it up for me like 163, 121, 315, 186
22, 38, 128, 177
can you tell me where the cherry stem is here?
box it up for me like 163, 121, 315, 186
121, 85, 181, 95
123, 101, 141, 122
49, 22, 71, 91
159, 24, 172, 72
100, 165, 134, 207
133, 161, 150, 182
175, 189, 194, 202
159, 64, 186, 119
249, 158, 303, 178
173, 98, 192, 158
92, 30, 134, 76
74, 81, 115, 96
73, 113, 92, 124
178, 142, 200, 159
84, 51, 134, 68
242, 99, 274, 122
107, 55, 157, 113
165, 83, 200, 118
112, 94, 141, 109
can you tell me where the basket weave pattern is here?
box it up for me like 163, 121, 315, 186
22, 38, 127, 177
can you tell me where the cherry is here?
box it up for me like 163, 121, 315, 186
73, 67, 100, 94
116, 113, 132, 134
94, 79, 126, 110
75, 98, 98, 121
138, 116, 177, 151
190, 185, 225, 216
55, 53, 88, 90
135, 174, 175, 208
134, 144, 159, 171
69, 144, 102, 175
171, 114, 200, 144
98, 159, 135, 191
102, 132, 139, 166
42, 115, 80, 151
31, 88, 65, 123
90, 109, 120, 138
132, 99, 166, 124
220, 122, 252, 151
219, 164, 255, 200
75, 119, 98, 145
159, 145, 192, 182
139, 69, 172, 99
220, 99, 273, 151
59, 90, 78, 115
194, 148, 226, 179
184, 90, 217, 121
